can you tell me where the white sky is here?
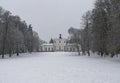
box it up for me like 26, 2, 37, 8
0, 0, 95, 41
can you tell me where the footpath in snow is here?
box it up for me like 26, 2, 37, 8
0, 52, 120, 83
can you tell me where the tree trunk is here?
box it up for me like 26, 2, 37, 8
9, 50, 12, 57
17, 52, 19, 56
87, 50, 90, 56
100, 52, 104, 57
77, 47, 80, 55
2, 37, 6, 59
78, 51, 80, 55
110, 53, 115, 58
2, 54, 4, 59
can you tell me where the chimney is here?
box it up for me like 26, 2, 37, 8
59, 34, 62, 39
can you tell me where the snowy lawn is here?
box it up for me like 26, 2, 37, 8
0, 52, 120, 83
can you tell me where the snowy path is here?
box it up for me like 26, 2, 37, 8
0, 52, 120, 83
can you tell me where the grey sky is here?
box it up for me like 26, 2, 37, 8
0, 0, 95, 41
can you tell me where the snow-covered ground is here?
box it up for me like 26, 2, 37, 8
0, 52, 120, 83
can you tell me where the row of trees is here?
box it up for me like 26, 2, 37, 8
0, 7, 40, 58
69, 0, 120, 57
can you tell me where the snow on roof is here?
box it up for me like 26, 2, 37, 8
53, 38, 67, 41
42, 43, 54, 46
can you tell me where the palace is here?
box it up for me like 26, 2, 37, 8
39, 34, 81, 52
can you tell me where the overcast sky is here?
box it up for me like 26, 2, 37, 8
0, 0, 95, 41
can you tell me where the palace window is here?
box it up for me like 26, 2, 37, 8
52, 48, 54, 51
73, 48, 75, 51
67, 48, 69, 51
59, 46, 61, 50
45, 48, 47, 51
48, 48, 50, 51
70, 48, 72, 51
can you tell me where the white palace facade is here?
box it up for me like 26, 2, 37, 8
40, 34, 81, 52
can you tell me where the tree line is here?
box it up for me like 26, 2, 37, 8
0, 7, 40, 58
68, 0, 120, 57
